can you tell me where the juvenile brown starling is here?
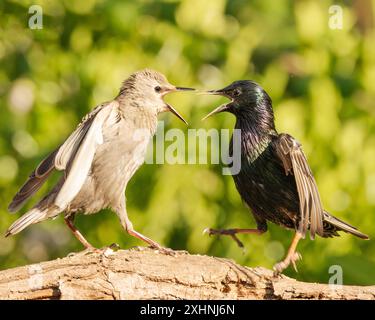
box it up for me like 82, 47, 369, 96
7, 69, 194, 252
203, 80, 369, 274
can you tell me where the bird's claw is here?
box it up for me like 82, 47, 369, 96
151, 245, 176, 256
130, 245, 178, 256
157, 248, 176, 256
76, 244, 120, 257
273, 251, 302, 275
67, 247, 102, 257
203, 227, 245, 249
290, 252, 302, 271
230, 234, 245, 249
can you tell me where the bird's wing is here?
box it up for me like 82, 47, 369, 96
54, 104, 105, 170
54, 101, 118, 210
274, 133, 324, 239
8, 148, 60, 212
8, 101, 117, 213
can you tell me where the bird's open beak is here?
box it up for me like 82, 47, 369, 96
201, 89, 231, 121
162, 86, 195, 125
202, 104, 229, 121
165, 103, 188, 125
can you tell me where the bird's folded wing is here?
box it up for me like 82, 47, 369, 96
274, 133, 324, 239
54, 102, 117, 210
54, 104, 106, 170
8, 101, 117, 213
8, 148, 60, 212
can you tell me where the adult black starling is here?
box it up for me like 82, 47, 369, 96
7, 69, 194, 252
203, 80, 369, 273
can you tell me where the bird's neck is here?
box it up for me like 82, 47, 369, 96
117, 97, 159, 136
235, 106, 277, 161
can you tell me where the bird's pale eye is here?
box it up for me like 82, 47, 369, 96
233, 89, 241, 97
154, 86, 162, 93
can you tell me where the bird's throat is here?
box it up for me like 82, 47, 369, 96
234, 112, 276, 162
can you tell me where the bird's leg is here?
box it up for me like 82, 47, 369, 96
204, 228, 266, 248
116, 204, 173, 254
273, 232, 303, 274
126, 220, 164, 250
64, 214, 97, 251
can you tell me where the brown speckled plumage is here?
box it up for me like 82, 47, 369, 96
7, 69, 191, 251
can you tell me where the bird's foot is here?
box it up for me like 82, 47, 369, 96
129, 244, 177, 255
79, 243, 120, 257
203, 227, 245, 249
126, 229, 176, 255
66, 246, 101, 258
153, 245, 177, 256
273, 251, 302, 275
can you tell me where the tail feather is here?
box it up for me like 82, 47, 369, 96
5, 208, 48, 237
324, 213, 369, 240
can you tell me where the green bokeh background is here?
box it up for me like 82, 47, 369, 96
1, 0, 375, 285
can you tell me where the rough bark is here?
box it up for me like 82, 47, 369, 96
0, 248, 374, 300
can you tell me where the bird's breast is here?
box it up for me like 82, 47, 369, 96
232, 140, 299, 229
82, 117, 155, 208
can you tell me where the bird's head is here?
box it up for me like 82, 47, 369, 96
118, 69, 194, 124
202, 80, 272, 120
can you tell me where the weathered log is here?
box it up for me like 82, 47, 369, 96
0, 248, 374, 300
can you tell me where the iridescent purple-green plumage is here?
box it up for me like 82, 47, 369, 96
208, 80, 368, 240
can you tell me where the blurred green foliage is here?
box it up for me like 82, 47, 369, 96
1, 0, 375, 285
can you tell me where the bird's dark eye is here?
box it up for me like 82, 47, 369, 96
154, 86, 162, 93
233, 89, 241, 97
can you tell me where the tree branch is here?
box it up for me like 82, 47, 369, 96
0, 248, 374, 300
